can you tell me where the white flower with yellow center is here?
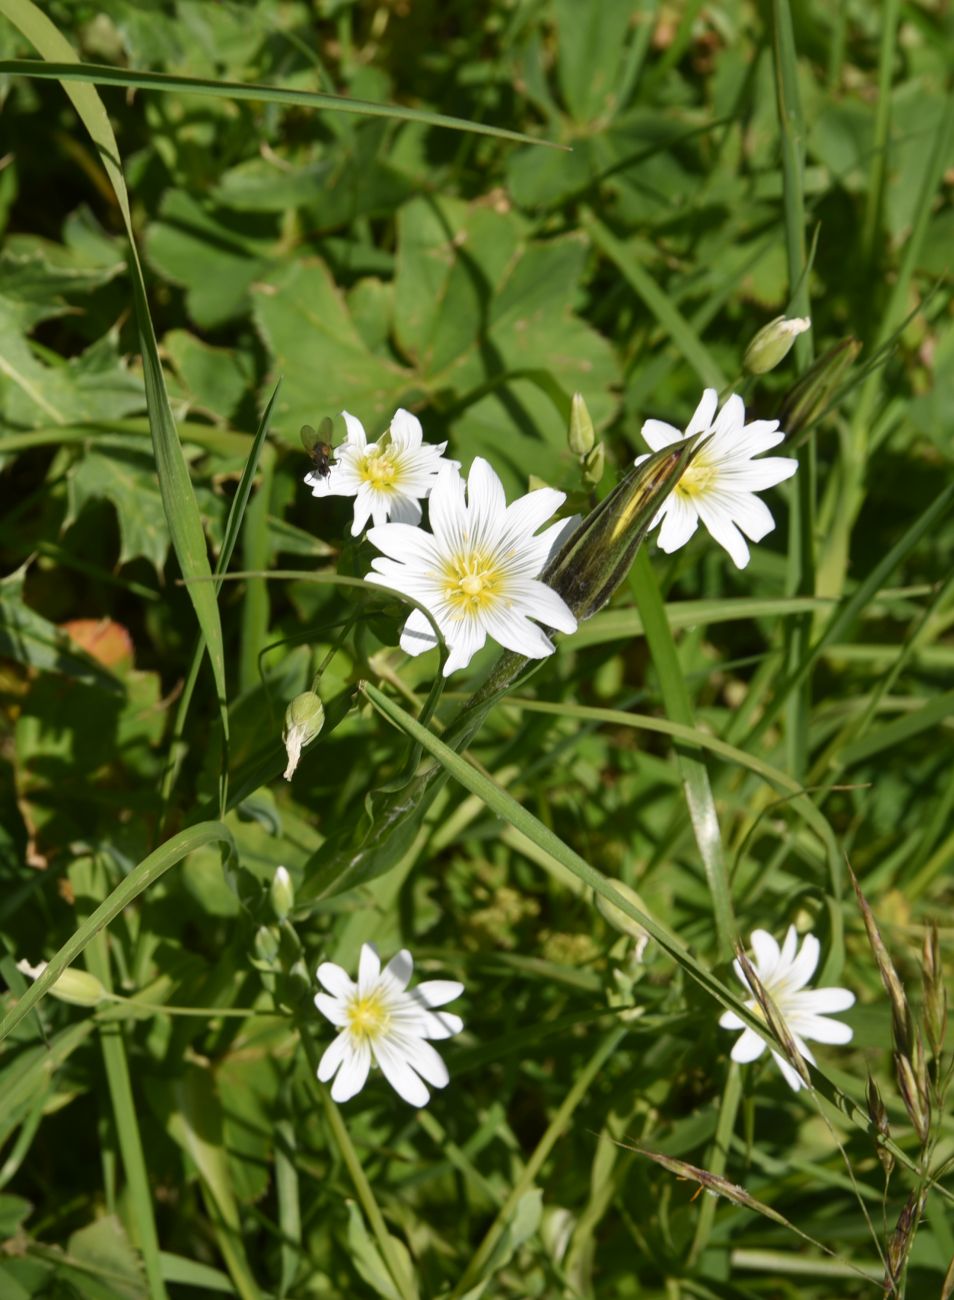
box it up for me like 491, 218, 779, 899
635, 388, 798, 568
315, 944, 464, 1105
719, 926, 855, 1091
306, 408, 450, 538
366, 457, 578, 677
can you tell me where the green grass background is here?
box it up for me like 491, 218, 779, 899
0, 1, 952, 1297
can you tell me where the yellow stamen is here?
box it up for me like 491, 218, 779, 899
359, 451, 399, 491
443, 552, 501, 613
674, 456, 718, 500
346, 991, 390, 1040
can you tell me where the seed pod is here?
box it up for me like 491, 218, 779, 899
848, 864, 914, 1059
894, 1050, 930, 1144
886, 1188, 926, 1289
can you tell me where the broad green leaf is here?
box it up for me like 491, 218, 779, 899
67, 1216, 147, 1300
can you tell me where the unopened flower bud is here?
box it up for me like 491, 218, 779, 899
270, 865, 295, 921
744, 315, 811, 375
16, 959, 107, 1008
568, 392, 596, 457
253, 925, 281, 968
777, 337, 861, 447
541, 435, 701, 624
581, 442, 605, 487
283, 691, 325, 781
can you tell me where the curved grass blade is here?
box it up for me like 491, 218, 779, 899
0, 821, 234, 1043
0, 0, 230, 805
0, 58, 563, 148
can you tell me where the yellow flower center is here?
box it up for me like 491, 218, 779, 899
443, 552, 501, 614
346, 991, 390, 1040
675, 455, 718, 500
359, 450, 399, 491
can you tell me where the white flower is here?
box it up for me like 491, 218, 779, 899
315, 943, 464, 1106
635, 388, 798, 568
366, 457, 578, 676
306, 408, 450, 537
719, 926, 855, 1091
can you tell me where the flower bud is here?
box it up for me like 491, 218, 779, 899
270, 865, 295, 921
253, 925, 281, 968
541, 434, 702, 624
777, 337, 861, 447
283, 691, 325, 781
581, 442, 605, 488
568, 392, 596, 457
743, 315, 811, 375
16, 959, 107, 1008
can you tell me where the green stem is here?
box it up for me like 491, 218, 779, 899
629, 549, 735, 960
451, 1023, 629, 1298
298, 1023, 417, 1300
689, 1062, 743, 1265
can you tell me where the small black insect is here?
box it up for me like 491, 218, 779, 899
301, 419, 335, 479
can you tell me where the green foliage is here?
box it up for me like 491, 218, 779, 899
1, 1, 953, 1299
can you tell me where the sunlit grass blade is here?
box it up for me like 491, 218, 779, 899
0, 58, 563, 147
160, 382, 281, 819
0, 821, 234, 1043
629, 548, 736, 958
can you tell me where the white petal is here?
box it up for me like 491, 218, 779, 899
418, 1008, 464, 1040
501, 487, 566, 542
399, 1036, 450, 1089
730, 1027, 766, 1063
719, 1010, 745, 1030
773, 1052, 807, 1092
373, 1036, 430, 1107
779, 925, 799, 967
413, 979, 464, 1008
383, 949, 414, 991
387, 494, 424, 526
794, 987, 856, 1015
442, 620, 486, 676
786, 933, 820, 990
510, 579, 578, 634
483, 605, 556, 659
749, 930, 781, 981
795, 1014, 854, 1045
357, 943, 381, 992
331, 1038, 372, 1102
342, 411, 367, 449
315, 993, 350, 1027
350, 486, 375, 537
316, 961, 355, 1000
712, 393, 745, 439
686, 389, 719, 436
467, 458, 507, 548
640, 418, 685, 452
390, 408, 423, 448
656, 494, 699, 553
725, 456, 798, 492
428, 462, 467, 550
694, 496, 751, 568
366, 522, 438, 565
400, 608, 440, 657
317, 1031, 351, 1083
727, 491, 776, 543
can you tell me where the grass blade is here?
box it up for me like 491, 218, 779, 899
0, 58, 561, 147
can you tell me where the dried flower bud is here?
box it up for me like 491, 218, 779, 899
270, 865, 295, 921
568, 392, 596, 457
283, 691, 325, 781
922, 924, 947, 1061
743, 315, 811, 375
886, 1188, 926, 1289
16, 959, 107, 1008
581, 442, 605, 487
